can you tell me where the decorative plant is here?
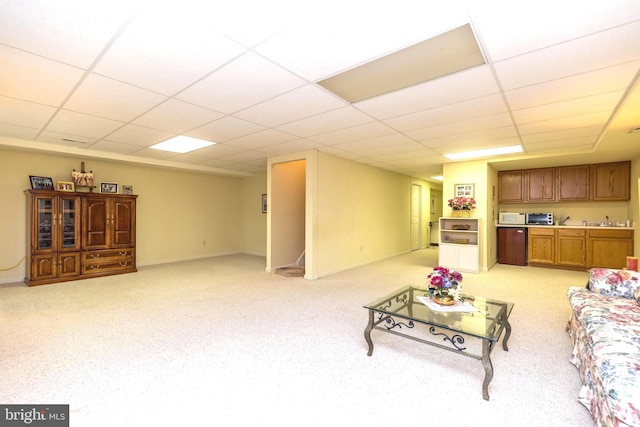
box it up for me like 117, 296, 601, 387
427, 266, 463, 300
448, 196, 476, 211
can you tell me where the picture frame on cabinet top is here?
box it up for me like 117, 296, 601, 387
29, 175, 54, 190
56, 181, 75, 192
100, 182, 118, 194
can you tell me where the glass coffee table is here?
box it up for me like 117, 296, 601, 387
363, 286, 513, 400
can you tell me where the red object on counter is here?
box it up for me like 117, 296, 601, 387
626, 256, 638, 272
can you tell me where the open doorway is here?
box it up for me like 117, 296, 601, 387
270, 160, 306, 272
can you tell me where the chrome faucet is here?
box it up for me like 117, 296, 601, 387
559, 215, 570, 225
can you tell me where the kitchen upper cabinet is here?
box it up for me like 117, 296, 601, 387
498, 170, 524, 203
557, 165, 590, 201
591, 161, 630, 201
498, 161, 630, 203
526, 168, 556, 202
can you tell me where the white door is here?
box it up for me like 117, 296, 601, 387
411, 184, 420, 250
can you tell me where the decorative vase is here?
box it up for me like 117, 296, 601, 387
433, 294, 456, 305
451, 209, 470, 218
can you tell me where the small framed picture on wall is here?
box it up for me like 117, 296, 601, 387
454, 183, 474, 198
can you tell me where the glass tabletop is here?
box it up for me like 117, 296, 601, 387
364, 286, 514, 342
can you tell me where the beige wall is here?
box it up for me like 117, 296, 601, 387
443, 160, 489, 270
0, 148, 267, 284
315, 151, 421, 276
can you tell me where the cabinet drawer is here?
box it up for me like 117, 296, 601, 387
528, 227, 555, 236
82, 248, 135, 274
587, 229, 633, 239
557, 228, 586, 236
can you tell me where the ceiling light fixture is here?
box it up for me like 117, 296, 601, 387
150, 135, 215, 154
444, 145, 523, 161
430, 175, 444, 181
317, 23, 486, 103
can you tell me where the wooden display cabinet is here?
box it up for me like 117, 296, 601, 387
25, 190, 137, 286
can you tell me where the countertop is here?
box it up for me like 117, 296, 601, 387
496, 223, 634, 230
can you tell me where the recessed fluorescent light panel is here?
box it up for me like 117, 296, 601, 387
150, 136, 215, 154
430, 175, 444, 181
317, 23, 485, 103
444, 145, 523, 161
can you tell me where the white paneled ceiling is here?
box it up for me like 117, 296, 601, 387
1, 0, 639, 180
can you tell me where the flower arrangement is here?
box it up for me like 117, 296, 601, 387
448, 196, 476, 211
427, 266, 463, 302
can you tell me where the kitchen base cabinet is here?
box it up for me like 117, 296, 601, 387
556, 229, 586, 268
587, 229, 633, 269
528, 228, 555, 265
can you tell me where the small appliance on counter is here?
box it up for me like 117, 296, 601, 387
525, 212, 554, 225
498, 212, 525, 225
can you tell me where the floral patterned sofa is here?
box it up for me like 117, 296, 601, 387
566, 268, 640, 427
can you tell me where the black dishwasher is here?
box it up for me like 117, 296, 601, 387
498, 227, 527, 266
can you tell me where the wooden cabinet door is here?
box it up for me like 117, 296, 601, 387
556, 229, 586, 267
528, 228, 555, 264
557, 165, 590, 201
591, 161, 630, 201
498, 170, 524, 203
83, 197, 110, 249
587, 229, 633, 268
526, 168, 556, 202
112, 198, 135, 248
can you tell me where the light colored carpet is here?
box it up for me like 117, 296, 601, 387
0, 249, 594, 426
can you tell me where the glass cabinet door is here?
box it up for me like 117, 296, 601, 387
60, 197, 79, 249
36, 197, 55, 250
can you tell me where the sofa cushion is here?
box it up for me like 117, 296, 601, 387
567, 287, 640, 426
589, 268, 640, 299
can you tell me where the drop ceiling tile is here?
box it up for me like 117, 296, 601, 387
225, 129, 298, 150
406, 112, 514, 141
64, 74, 167, 122
335, 133, 415, 152
234, 84, 348, 127
0, 96, 56, 129
258, 139, 323, 156
355, 142, 427, 158
0, 123, 40, 140
521, 125, 603, 144
0, 45, 84, 105
188, 116, 265, 143
217, 150, 269, 163
0, 1, 137, 67
504, 61, 640, 110
256, 2, 468, 81
355, 66, 499, 119
46, 110, 125, 140
133, 100, 224, 134
177, 53, 307, 114
94, 13, 246, 95
525, 138, 596, 153
36, 131, 97, 145
420, 126, 518, 148
124, 147, 177, 160
518, 111, 611, 135
309, 122, 397, 145
512, 91, 623, 125
104, 124, 174, 147
276, 106, 375, 137
88, 140, 143, 155
384, 94, 507, 132
470, 0, 640, 61
495, 22, 640, 90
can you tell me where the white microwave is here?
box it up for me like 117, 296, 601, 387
499, 212, 526, 225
